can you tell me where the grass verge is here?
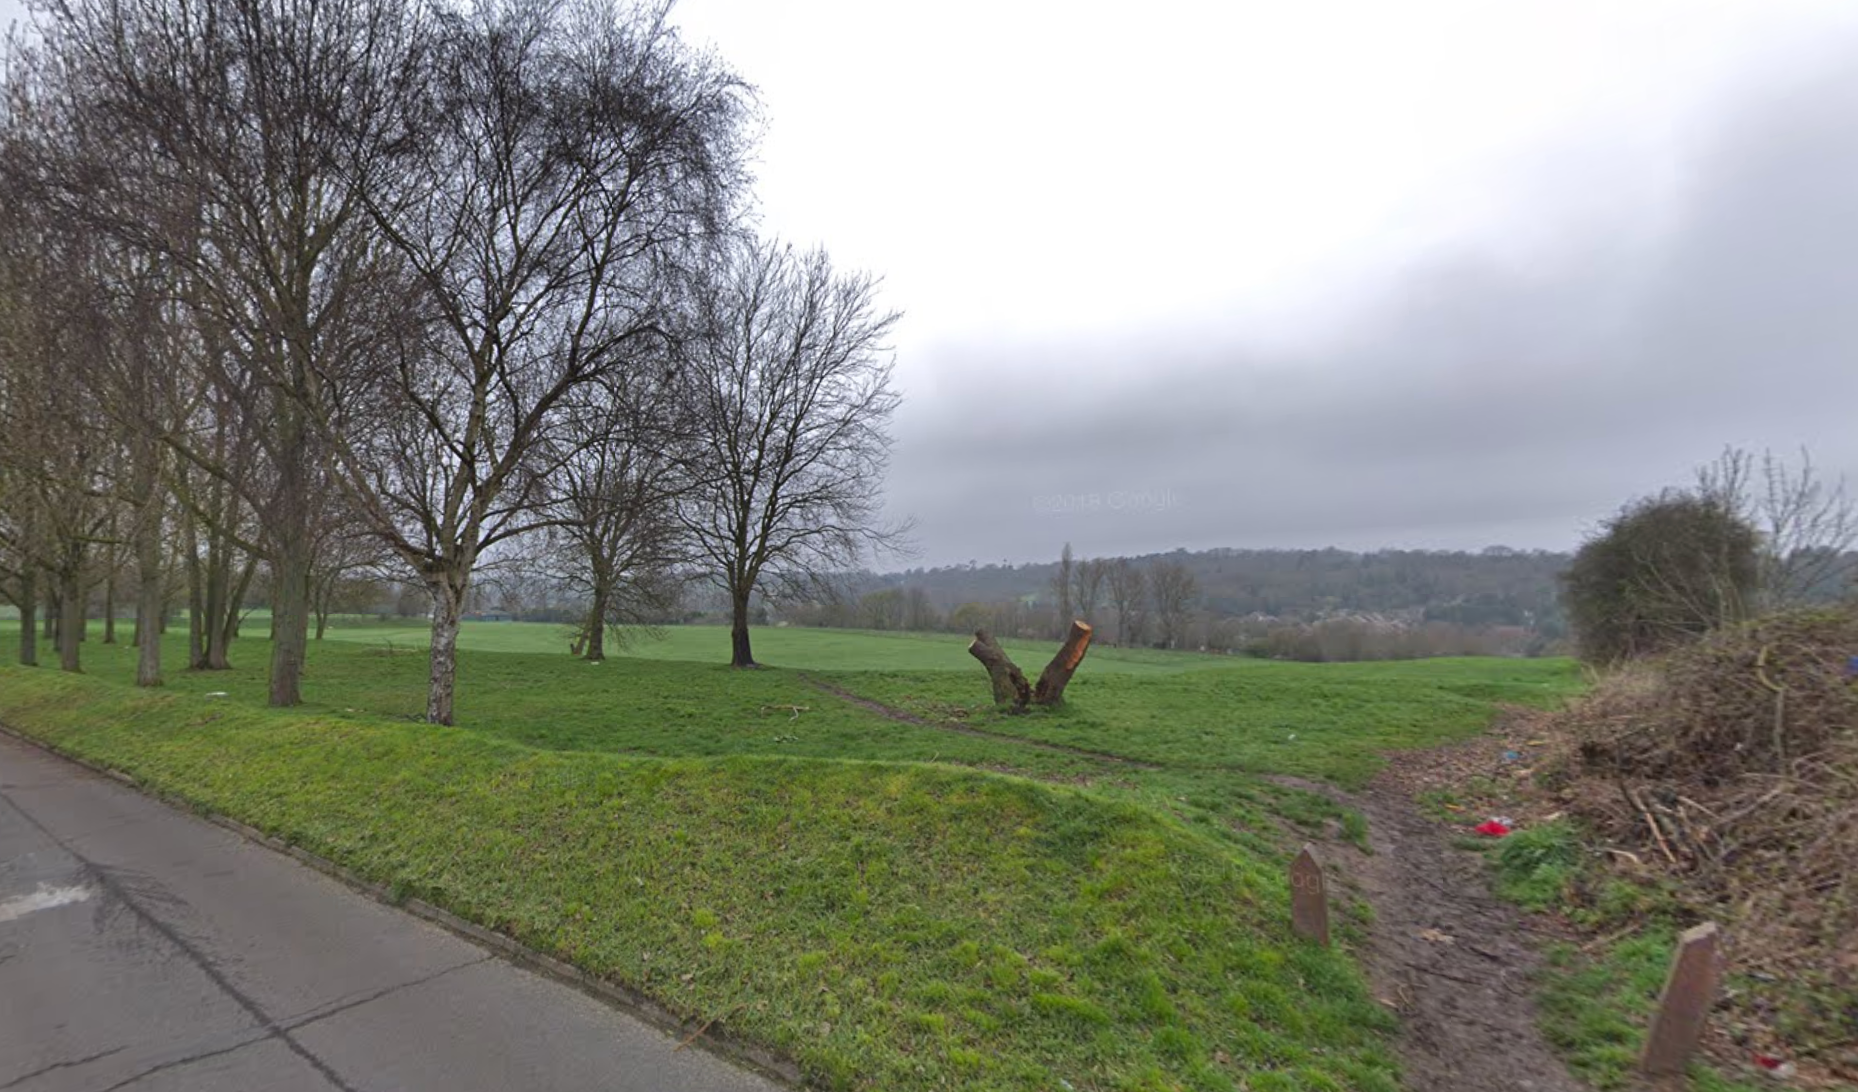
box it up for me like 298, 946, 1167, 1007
0, 666, 1401, 1092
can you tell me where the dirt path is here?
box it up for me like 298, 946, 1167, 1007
1275, 768, 1588, 1092
810, 672, 1586, 1090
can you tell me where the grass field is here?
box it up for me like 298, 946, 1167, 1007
0, 620, 1583, 1091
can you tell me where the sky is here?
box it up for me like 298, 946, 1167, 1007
666, 0, 1858, 567
5, 0, 1856, 569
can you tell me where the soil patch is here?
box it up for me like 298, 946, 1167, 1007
1275, 736, 1586, 1092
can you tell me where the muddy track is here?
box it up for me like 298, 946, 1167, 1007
810, 673, 1584, 1090
799, 676, 1161, 768
1273, 772, 1587, 1092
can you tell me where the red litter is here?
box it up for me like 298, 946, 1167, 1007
1474, 820, 1512, 837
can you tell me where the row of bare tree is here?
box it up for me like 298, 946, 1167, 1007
0, 0, 903, 723
1047, 545, 1198, 648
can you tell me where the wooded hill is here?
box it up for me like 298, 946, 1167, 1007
867, 546, 1572, 632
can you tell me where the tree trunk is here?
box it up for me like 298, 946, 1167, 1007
18, 568, 37, 667
43, 589, 57, 640
216, 557, 256, 665
425, 568, 468, 725
315, 606, 329, 640
57, 566, 83, 673
730, 588, 756, 667
584, 584, 608, 662
200, 548, 239, 671
135, 517, 165, 687
970, 625, 1093, 711
968, 629, 1031, 710
1033, 621, 1094, 705
184, 513, 205, 670
267, 394, 313, 707
269, 533, 311, 706
102, 567, 117, 644
198, 526, 229, 668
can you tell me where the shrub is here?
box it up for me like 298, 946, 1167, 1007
1560, 491, 1759, 664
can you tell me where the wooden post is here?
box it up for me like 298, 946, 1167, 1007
1289, 845, 1329, 946
1640, 922, 1723, 1079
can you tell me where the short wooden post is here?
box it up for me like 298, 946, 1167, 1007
1640, 922, 1723, 1079
1289, 845, 1329, 946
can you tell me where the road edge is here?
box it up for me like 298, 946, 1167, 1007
0, 721, 803, 1088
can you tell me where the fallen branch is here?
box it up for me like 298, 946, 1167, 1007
1627, 785, 1680, 866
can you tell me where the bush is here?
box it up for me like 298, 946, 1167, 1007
1560, 491, 1759, 664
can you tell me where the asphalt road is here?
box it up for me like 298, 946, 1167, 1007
0, 732, 781, 1092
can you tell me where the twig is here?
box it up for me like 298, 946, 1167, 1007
674, 1003, 746, 1051
1580, 921, 1642, 953
1628, 785, 1679, 865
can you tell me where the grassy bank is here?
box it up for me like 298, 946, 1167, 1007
0, 667, 1400, 1092
0, 622, 1585, 1089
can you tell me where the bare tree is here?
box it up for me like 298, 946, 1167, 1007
321, 0, 749, 722
30, 0, 432, 705
1150, 558, 1198, 650
1106, 557, 1147, 647
308, 521, 392, 641
1048, 543, 1074, 637
901, 586, 939, 632
544, 372, 689, 661
0, 109, 117, 673
1697, 446, 1858, 610
680, 237, 905, 667
1073, 555, 1108, 625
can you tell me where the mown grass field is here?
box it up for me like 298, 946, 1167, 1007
0, 620, 1582, 1091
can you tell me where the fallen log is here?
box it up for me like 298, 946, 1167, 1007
968, 622, 1094, 712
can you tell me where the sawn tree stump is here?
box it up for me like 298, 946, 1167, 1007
968, 622, 1093, 712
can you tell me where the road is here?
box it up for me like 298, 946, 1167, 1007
0, 732, 781, 1092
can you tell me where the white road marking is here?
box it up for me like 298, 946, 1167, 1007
0, 883, 95, 923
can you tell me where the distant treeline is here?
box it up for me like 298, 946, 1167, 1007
761, 546, 1574, 660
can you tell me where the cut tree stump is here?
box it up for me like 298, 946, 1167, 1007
968, 629, 1031, 709
1034, 621, 1094, 705
968, 622, 1093, 712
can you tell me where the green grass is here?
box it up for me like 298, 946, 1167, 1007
319, 620, 1238, 673
815, 656, 1579, 789
1540, 932, 1764, 1092
1488, 821, 1583, 910
1458, 794, 1800, 1089
0, 667, 1401, 1092
0, 620, 1585, 1090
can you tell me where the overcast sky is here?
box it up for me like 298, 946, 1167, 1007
667, 0, 1858, 567
6, 0, 1855, 568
